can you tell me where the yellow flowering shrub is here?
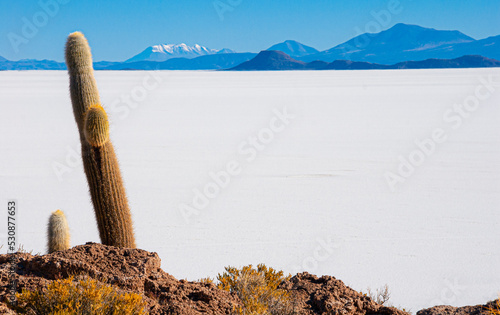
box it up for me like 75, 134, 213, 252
217, 264, 294, 315
14, 276, 147, 315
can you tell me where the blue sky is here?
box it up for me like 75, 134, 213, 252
1, 0, 499, 62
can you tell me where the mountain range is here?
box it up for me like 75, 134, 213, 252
107, 53, 256, 70
1, 23, 499, 71
299, 23, 500, 63
125, 43, 235, 62
230, 51, 500, 71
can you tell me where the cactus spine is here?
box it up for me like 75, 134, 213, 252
65, 32, 136, 248
48, 210, 70, 253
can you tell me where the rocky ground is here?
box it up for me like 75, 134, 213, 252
0, 243, 496, 314
417, 302, 498, 315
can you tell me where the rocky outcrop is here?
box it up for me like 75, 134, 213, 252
0, 244, 496, 314
0, 243, 240, 314
417, 300, 498, 315
279, 272, 409, 315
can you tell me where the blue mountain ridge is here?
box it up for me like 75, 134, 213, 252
0, 55, 255, 71
267, 40, 319, 58
107, 53, 256, 70
0, 59, 122, 71
229, 50, 500, 71
300, 23, 479, 63
1, 23, 499, 70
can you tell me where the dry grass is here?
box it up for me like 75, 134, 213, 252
487, 298, 500, 315
367, 284, 391, 305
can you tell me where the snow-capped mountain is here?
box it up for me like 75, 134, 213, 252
126, 44, 236, 62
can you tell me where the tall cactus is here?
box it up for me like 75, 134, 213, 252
47, 210, 70, 253
65, 32, 136, 248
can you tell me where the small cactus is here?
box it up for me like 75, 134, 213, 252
65, 32, 136, 248
47, 210, 70, 253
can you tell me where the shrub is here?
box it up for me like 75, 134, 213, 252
488, 298, 500, 315
217, 264, 294, 315
366, 284, 391, 305
14, 276, 147, 314
198, 277, 214, 285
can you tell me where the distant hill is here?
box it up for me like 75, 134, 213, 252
126, 44, 235, 62
301, 23, 477, 64
322, 60, 389, 70
417, 35, 500, 61
215, 48, 236, 54
0, 59, 66, 70
267, 40, 319, 58
0, 59, 123, 71
0, 53, 254, 71
392, 55, 500, 69
323, 55, 500, 70
106, 53, 257, 70
229, 51, 500, 71
230, 51, 315, 70
2, 53, 498, 71
93, 61, 122, 69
